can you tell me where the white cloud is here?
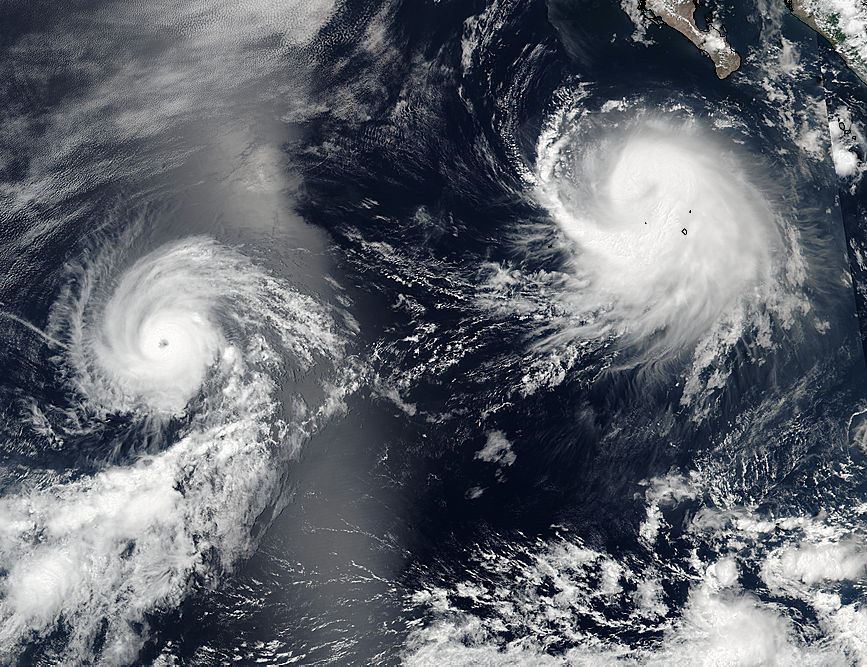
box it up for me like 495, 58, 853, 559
828, 106, 866, 182
475, 430, 517, 467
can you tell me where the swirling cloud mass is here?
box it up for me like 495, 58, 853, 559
534, 107, 796, 359
0, 236, 349, 664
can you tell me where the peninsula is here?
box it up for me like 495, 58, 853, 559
645, 0, 742, 79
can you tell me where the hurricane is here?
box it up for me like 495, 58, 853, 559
531, 98, 802, 361
4, 0, 867, 663
0, 233, 353, 664
73, 241, 236, 415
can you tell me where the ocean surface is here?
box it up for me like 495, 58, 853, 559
2, 0, 867, 664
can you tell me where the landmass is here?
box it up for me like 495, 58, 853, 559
645, 0, 742, 78
786, 0, 867, 85
630, 0, 867, 87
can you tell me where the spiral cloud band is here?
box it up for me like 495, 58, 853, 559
534, 108, 786, 356
0, 236, 350, 664
93, 243, 227, 413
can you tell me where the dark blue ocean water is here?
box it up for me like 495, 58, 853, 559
2, 0, 867, 664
